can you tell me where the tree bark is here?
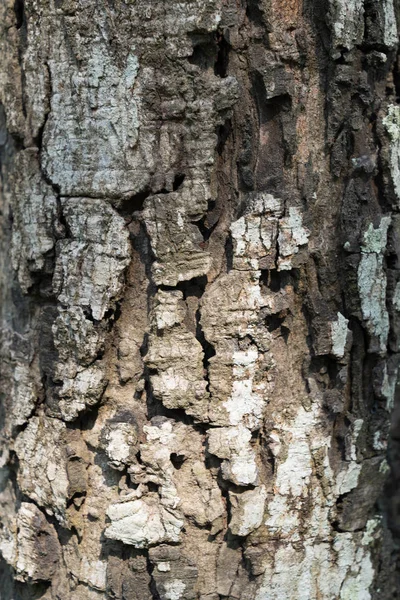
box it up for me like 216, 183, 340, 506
1, 0, 400, 598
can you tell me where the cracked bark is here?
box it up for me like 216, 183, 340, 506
1, 0, 400, 598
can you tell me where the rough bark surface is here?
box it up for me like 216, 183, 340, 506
1, 1, 400, 599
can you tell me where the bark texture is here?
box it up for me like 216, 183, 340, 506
1, 0, 400, 599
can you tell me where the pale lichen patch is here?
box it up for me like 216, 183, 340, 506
277, 207, 310, 270
383, 104, 400, 204
331, 312, 350, 359
207, 424, 259, 486
105, 497, 184, 548
328, 0, 364, 51
357, 217, 391, 354
229, 486, 267, 536
164, 579, 186, 600
14, 417, 70, 523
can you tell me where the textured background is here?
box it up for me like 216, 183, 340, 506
1, 0, 400, 598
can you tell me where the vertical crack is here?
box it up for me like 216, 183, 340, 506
195, 307, 216, 395
146, 551, 163, 600
14, 0, 24, 30
214, 29, 231, 78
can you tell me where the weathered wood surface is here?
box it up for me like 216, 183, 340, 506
0, 0, 400, 598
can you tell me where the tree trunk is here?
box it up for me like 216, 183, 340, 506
1, 0, 400, 598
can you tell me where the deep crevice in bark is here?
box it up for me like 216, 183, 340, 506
214, 30, 230, 78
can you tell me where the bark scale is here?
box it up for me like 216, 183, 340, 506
0, 0, 400, 598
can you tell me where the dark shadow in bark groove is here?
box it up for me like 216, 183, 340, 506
260, 268, 300, 293
117, 188, 152, 216
172, 173, 185, 190
225, 231, 234, 272
141, 333, 202, 426
214, 30, 230, 78
196, 306, 216, 395
14, 0, 25, 30
192, 200, 219, 242
0, 554, 50, 600
170, 452, 185, 470
216, 119, 232, 155
188, 33, 217, 70
116, 175, 187, 219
